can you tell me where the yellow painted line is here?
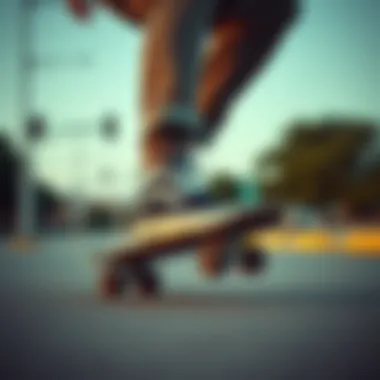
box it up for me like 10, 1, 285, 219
257, 230, 330, 254
254, 229, 292, 251
250, 228, 380, 257
288, 230, 332, 252
343, 229, 380, 255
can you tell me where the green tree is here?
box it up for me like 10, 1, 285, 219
207, 171, 240, 202
85, 206, 114, 229
256, 117, 379, 208
0, 133, 62, 231
0, 133, 20, 213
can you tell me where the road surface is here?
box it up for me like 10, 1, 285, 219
0, 233, 379, 380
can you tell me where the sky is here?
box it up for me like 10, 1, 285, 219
0, 0, 379, 202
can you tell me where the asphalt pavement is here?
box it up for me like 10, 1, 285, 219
0, 233, 379, 380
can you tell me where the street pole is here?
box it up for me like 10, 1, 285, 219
16, 0, 35, 241
71, 138, 88, 234
14, 0, 94, 244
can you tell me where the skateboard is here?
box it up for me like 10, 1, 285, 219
97, 204, 281, 298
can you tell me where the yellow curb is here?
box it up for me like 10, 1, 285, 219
250, 228, 380, 257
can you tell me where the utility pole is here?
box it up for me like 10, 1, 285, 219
14, 0, 94, 245
16, 0, 35, 243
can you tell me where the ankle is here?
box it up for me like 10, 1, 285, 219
144, 104, 204, 141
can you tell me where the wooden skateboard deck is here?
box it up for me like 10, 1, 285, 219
100, 205, 280, 266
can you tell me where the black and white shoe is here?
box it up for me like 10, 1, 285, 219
134, 157, 215, 218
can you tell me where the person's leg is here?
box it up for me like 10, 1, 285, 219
196, 0, 298, 143
194, 0, 298, 276
141, 0, 218, 171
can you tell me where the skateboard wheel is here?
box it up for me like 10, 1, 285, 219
239, 247, 266, 275
131, 261, 161, 298
138, 273, 160, 298
99, 265, 128, 298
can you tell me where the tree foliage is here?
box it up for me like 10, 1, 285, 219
85, 206, 115, 229
207, 171, 240, 202
0, 133, 62, 231
0, 134, 20, 213
256, 117, 380, 208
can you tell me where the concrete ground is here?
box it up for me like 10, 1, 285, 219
0, 233, 379, 380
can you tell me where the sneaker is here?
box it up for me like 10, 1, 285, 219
133, 155, 215, 218
135, 104, 215, 217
